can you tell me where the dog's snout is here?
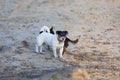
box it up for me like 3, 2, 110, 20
62, 37, 65, 41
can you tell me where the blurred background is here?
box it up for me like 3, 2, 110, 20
0, 0, 120, 80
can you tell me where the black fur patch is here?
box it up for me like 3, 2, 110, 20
50, 27, 54, 34
45, 30, 48, 32
56, 31, 68, 36
39, 31, 43, 34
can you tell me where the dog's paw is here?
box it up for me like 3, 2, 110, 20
40, 51, 45, 54
59, 55, 64, 59
54, 55, 58, 58
35, 50, 39, 53
35, 51, 43, 54
35, 49, 39, 53
59, 56, 65, 60
59, 57, 65, 62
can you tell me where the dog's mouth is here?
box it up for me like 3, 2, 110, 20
57, 37, 65, 42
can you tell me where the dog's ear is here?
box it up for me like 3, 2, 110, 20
39, 31, 43, 34
50, 27, 53, 30
56, 31, 61, 35
64, 31, 68, 35
50, 27, 55, 34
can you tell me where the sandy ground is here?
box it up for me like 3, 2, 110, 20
0, 0, 120, 80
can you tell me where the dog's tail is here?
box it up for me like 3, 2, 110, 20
67, 38, 79, 44
67, 35, 81, 44
50, 26, 55, 34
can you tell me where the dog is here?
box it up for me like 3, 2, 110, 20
50, 27, 79, 54
36, 30, 68, 58
39, 26, 50, 34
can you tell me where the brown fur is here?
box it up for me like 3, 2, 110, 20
63, 38, 78, 54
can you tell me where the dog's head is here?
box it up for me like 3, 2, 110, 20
56, 30, 68, 42
39, 26, 50, 34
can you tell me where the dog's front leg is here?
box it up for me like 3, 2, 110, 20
39, 46, 43, 53
53, 47, 58, 58
59, 47, 64, 59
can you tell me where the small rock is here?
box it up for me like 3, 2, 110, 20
0, 45, 3, 51
22, 40, 29, 47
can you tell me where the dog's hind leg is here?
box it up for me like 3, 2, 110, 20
35, 44, 39, 53
39, 45, 43, 53
37, 39, 44, 53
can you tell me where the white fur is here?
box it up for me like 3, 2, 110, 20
35, 32, 64, 58
40, 26, 50, 33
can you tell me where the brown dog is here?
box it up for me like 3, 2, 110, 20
50, 27, 79, 54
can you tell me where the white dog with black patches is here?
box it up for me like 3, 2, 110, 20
35, 30, 68, 58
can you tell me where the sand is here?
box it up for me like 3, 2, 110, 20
0, 0, 120, 80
